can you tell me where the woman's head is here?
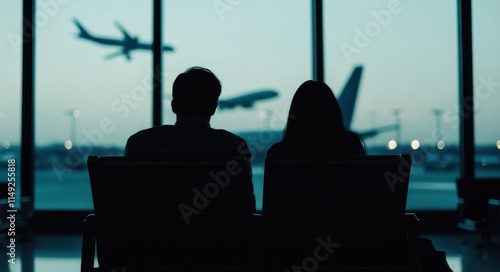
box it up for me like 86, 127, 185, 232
283, 80, 346, 142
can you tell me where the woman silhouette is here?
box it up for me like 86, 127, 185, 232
268, 80, 365, 157
266, 80, 452, 272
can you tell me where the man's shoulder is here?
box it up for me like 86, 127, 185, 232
208, 128, 250, 152
211, 128, 246, 141
125, 125, 250, 157
125, 125, 176, 155
129, 125, 176, 137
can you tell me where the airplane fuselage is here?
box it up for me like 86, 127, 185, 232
218, 90, 279, 109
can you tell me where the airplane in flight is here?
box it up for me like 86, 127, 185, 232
73, 19, 174, 61
218, 89, 279, 110
163, 89, 279, 110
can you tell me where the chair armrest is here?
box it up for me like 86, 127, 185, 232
81, 214, 96, 272
404, 213, 421, 271
405, 213, 420, 237
249, 213, 262, 271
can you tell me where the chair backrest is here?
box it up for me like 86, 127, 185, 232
87, 155, 253, 270
261, 154, 412, 269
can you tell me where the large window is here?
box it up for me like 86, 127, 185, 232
473, 0, 500, 178
23, 0, 480, 212
0, 1, 22, 200
324, 0, 459, 210
32, 0, 311, 211
162, 0, 312, 210
35, 0, 152, 210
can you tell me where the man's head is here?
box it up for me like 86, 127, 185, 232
171, 66, 221, 117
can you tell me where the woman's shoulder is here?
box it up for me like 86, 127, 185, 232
343, 130, 366, 155
267, 141, 300, 157
267, 141, 286, 155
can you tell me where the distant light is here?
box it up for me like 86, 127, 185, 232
387, 140, 397, 150
437, 140, 445, 150
497, 140, 500, 149
73, 109, 80, 118
64, 140, 73, 150
3, 141, 11, 149
411, 140, 420, 150
259, 110, 268, 119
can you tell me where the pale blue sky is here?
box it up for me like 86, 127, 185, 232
1, 0, 499, 148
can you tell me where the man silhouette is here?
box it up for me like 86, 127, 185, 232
125, 66, 255, 212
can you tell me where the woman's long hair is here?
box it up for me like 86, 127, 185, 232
282, 80, 348, 146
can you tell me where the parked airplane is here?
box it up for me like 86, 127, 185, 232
218, 89, 278, 110
337, 66, 398, 138
73, 19, 174, 61
236, 66, 399, 163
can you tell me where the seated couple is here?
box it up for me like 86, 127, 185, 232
124, 66, 365, 214
124, 66, 452, 272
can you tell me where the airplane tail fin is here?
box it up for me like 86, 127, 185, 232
73, 19, 90, 38
338, 66, 363, 130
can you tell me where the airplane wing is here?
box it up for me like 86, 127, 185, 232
135, 43, 175, 52
103, 50, 130, 61
114, 21, 134, 41
338, 66, 363, 130
162, 45, 175, 51
357, 124, 399, 139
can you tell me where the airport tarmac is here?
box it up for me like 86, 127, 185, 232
31, 164, 478, 211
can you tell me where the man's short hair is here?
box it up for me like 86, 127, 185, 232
171, 66, 221, 117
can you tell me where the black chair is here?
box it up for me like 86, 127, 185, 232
81, 155, 256, 272
261, 154, 420, 272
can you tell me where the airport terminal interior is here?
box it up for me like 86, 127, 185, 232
1, 0, 500, 271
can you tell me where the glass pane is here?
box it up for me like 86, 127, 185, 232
324, 0, 459, 210
473, 0, 500, 178
35, 0, 152, 210
162, 0, 311, 210
0, 1, 22, 206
